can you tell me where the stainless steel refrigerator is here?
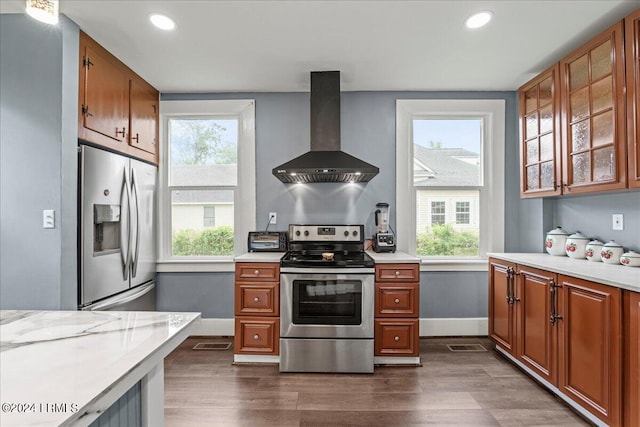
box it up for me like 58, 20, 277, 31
78, 145, 157, 311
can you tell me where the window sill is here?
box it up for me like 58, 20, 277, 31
156, 259, 235, 273
420, 258, 488, 272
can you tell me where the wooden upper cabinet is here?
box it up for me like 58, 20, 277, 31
79, 36, 129, 145
560, 20, 627, 194
129, 76, 159, 155
519, 64, 562, 197
626, 9, 640, 188
78, 31, 158, 165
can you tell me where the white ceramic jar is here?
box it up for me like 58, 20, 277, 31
600, 241, 624, 264
585, 239, 604, 262
545, 227, 569, 256
565, 231, 590, 259
620, 250, 640, 267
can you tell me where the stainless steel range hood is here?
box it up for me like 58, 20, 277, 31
272, 71, 379, 183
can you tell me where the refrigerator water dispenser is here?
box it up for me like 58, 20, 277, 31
94, 204, 121, 255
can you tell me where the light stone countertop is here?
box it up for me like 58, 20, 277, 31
366, 250, 419, 263
488, 252, 640, 293
0, 310, 200, 427
234, 252, 286, 263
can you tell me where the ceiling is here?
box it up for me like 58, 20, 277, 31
1, 1, 638, 93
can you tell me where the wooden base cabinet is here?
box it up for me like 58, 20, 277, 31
234, 262, 280, 356
517, 266, 558, 386
489, 259, 624, 426
374, 263, 419, 358
488, 258, 517, 355
557, 275, 622, 426
625, 291, 640, 427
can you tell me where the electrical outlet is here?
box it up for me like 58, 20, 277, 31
43, 209, 55, 229
612, 213, 624, 231
269, 212, 277, 225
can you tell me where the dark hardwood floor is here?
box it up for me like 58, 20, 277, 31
164, 337, 590, 426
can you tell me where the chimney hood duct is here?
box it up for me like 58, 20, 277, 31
272, 71, 379, 183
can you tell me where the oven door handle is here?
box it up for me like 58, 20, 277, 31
280, 267, 375, 274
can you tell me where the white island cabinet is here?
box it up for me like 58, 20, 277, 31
0, 310, 200, 427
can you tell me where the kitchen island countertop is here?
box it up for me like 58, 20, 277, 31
488, 252, 640, 293
0, 310, 200, 427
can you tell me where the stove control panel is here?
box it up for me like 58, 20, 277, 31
289, 224, 363, 242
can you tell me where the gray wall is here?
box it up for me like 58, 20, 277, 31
552, 192, 640, 250
0, 14, 78, 310
158, 91, 521, 319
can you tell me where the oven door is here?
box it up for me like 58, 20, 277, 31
280, 269, 374, 339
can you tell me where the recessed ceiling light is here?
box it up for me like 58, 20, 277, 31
149, 13, 175, 31
465, 11, 493, 29
26, 0, 59, 25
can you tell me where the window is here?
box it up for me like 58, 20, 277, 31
159, 100, 255, 265
203, 206, 216, 227
430, 201, 446, 225
396, 99, 505, 267
455, 201, 470, 224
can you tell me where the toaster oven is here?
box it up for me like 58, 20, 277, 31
247, 231, 288, 252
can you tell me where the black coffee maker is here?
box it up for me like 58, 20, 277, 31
373, 202, 396, 253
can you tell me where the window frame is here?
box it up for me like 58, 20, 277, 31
396, 99, 505, 271
430, 200, 446, 225
157, 99, 256, 271
455, 200, 471, 225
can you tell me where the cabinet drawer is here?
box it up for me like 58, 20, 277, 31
235, 282, 279, 316
235, 263, 280, 281
375, 264, 419, 282
375, 283, 419, 317
234, 317, 279, 355
375, 319, 419, 356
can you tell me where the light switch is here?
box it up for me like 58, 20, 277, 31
612, 214, 623, 231
43, 209, 55, 229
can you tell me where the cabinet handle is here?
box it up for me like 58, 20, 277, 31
115, 127, 126, 137
254, 270, 260, 276
131, 133, 139, 143
550, 279, 563, 325
81, 105, 93, 117
505, 267, 513, 304
394, 336, 400, 342
394, 298, 400, 304
253, 334, 260, 340
253, 296, 260, 302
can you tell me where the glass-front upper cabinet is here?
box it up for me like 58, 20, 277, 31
519, 64, 562, 197
627, 9, 640, 189
560, 20, 627, 194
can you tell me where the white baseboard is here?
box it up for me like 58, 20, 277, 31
420, 317, 488, 336
190, 318, 488, 337
191, 318, 234, 336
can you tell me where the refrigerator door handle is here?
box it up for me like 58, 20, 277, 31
131, 167, 141, 278
84, 282, 155, 311
121, 167, 132, 281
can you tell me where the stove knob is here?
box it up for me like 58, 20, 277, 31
304, 230, 309, 236
295, 230, 301, 237
352, 230, 358, 237
344, 230, 349, 237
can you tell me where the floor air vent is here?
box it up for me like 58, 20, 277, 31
446, 343, 487, 352
193, 342, 232, 351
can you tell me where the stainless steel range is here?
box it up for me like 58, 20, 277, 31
280, 224, 375, 373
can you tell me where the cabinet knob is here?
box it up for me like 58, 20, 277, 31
394, 336, 400, 342
253, 334, 260, 340
253, 296, 260, 302
394, 298, 400, 304
395, 271, 400, 276
254, 270, 260, 276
